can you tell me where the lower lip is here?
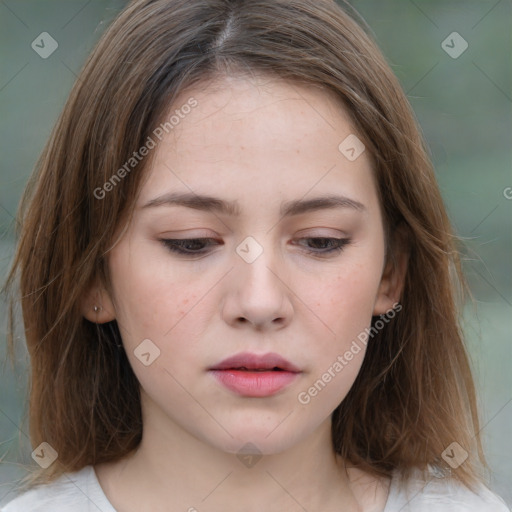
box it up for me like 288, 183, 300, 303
209, 369, 300, 397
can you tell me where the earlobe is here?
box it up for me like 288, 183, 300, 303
81, 285, 116, 323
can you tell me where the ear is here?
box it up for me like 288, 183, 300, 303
373, 226, 409, 315
81, 281, 116, 324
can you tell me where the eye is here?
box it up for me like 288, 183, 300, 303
159, 236, 351, 257
294, 237, 351, 255
159, 238, 221, 255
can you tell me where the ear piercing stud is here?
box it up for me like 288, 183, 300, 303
93, 305, 102, 313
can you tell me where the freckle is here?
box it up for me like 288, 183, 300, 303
183, 298, 189, 305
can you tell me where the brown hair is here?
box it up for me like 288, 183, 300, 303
4, 0, 485, 492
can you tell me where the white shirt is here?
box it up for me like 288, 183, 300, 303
1, 464, 509, 511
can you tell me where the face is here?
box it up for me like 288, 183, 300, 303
88, 74, 399, 455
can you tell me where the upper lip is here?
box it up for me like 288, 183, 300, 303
209, 352, 301, 372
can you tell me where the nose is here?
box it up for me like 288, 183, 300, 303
221, 242, 294, 331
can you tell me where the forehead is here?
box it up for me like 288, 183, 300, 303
137, 74, 378, 215
168, 73, 356, 146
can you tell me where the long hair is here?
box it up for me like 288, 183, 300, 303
4, 0, 485, 491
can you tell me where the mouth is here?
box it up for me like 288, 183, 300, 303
228, 367, 285, 372
209, 352, 301, 373
208, 352, 302, 397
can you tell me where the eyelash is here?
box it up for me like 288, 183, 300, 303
159, 237, 351, 257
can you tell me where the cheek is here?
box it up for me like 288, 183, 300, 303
307, 261, 382, 337
295, 256, 383, 402
107, 244, 205, 347
293, 264, 380, 414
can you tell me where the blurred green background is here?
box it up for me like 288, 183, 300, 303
0, 0, 511, 507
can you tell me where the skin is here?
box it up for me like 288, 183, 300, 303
84, 74, 406, 512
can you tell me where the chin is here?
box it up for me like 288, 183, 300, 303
203, 421, 311, 457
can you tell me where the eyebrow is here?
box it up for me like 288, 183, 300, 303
142, 192, 366, 217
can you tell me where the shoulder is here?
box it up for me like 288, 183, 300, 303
0, 465, 116, 512
385, 466, 510, 512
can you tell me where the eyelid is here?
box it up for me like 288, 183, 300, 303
294, 227, 350, 237
158, 229, 218, 238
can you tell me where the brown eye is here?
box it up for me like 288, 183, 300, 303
160, 238, 221, 255
294, 237, 351, 255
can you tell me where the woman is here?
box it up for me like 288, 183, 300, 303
2, 0, 509, 510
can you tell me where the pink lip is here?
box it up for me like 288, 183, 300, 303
208, 352, 302, 397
